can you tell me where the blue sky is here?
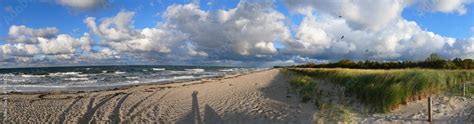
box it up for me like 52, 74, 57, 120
402, 3, 474, 39
1, 1, 472, 39
0, 0, 240, 39
0, 0, 473, 67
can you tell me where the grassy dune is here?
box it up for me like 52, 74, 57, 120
287, 68, 474, 112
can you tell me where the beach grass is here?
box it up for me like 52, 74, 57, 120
286, 68, 474, 112
446, 81, 474, 97
289, 75, 318, 103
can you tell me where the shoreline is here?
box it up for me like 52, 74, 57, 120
3, 69, 306, 123
0, 68, 269, 94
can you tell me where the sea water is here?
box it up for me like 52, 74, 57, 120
0, 65, 264, 92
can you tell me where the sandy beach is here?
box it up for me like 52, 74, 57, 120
0, 69, 473, 123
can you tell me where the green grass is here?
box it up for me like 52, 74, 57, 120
289, 75, 318, 103
314, 104, 354, 123
446, 82, 474, 97
287, 68, 474, 112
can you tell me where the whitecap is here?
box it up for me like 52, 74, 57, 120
184, 69, 205, 72
126, 76, 139, 80
152, 68, 166, 71
49, 72, 81, 76
115, 71, 126, 74
20, 75, 46, 78
65, 77, 89, 81
219, 69, 235, 72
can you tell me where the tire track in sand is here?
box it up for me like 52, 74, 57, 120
57, 97, 82, 123
108, 93, 131, 123
126, 91, 160, 117
128, 90, 171, 121
78, 93, 121, 123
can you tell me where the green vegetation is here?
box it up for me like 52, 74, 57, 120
314, 104, 354, 123
286, 71, 355, 123
289, 75, 318, 103
288, 68, 474, 112
281, 53, 474, 69
446, 82, 474, 97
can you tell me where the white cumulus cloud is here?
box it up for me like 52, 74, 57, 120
56, 0, 107, 10
1, 25, 93, 62
418, 0, 473, 15
283, 0, 409, 31
8, 25, 59, 43
163, 1, 291, 59
85, 10, 190, 54
283, 0, 468, 61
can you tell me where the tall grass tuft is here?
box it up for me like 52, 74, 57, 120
290, 75, 318, 103
288, 68, 474, 112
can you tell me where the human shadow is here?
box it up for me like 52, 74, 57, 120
178, 70, 303, 123
177, 91, 226, 124
177, 91, 202, 124
178, 70, 317, 123
178, 90, 283, 124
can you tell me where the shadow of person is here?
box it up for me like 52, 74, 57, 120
192, 91, 202, 124
177, 91, 202, 124
177, 70, 292, 123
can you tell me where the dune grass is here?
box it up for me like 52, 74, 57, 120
287, 68, 474, 112
314, 103, 354, 123
446, 82, 474, 97
289, 75, 318, 103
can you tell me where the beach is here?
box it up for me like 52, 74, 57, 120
1, 69, 473, 123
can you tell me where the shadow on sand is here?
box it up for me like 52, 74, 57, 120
177, 70, 312, 123
177, 91, 222, 124
177, 90, 284, 124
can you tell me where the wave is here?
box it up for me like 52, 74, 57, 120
152, 68, 166, 71
49, 72, 81, 76
20, 75, 46, 78
3, 79, 27, 83
114, 71, 126, 74
0, 66, 262, 93
64, 77, 89, 81
126, 76, 139, 80
172, 75, 196, 80
219, 69, 235, 72
184, 68, 205, 72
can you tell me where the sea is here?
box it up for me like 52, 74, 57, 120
0, 65, 265, 93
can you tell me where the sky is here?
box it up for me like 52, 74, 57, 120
0, 0, 473, 67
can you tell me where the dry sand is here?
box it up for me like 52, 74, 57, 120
0, 69, 472, 123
